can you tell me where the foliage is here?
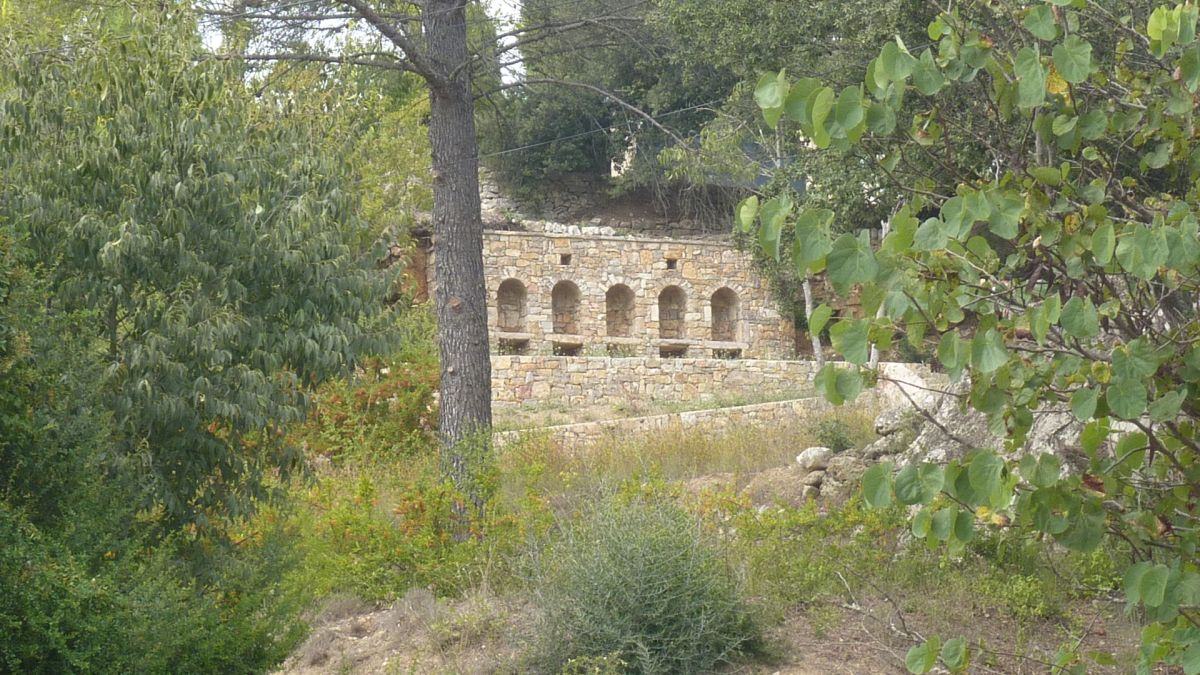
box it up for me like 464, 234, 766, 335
0, 234, 307, 673
741, 1, 1200, 671
481, 0, 731, 189
530, 496, 759, 674
815, 418, 856, 453
0, 7, 391, 527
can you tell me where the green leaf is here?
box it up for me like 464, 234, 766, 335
1141, 564, 1170, 608
1024, 5, 1058, 40
1070, 387, 1099, 420
784, 77, 821, 124
970, 328, 1008, 374
835, 368, 864, 403
867, 101, 897, 134
1181, 45, 1200, 92
913, 49, 945, 95
914, 218, 948, 250
1106, 376, 1148, 420
827, 232, 878, 293
1149, 389, 1185, 422
895, 463, 944, 505
810, 86, 836, 148
862, 462, 893, 508
758, 195, 792, 261
906, 637, 941, 674
834, 85, 865, 131
1051, 114, 1077, 136
1116, 226, 1168, 280
1060, 296, 1099, 339
967, 451, 1005, 504
931, 506, 957, 540
1015, 47, 1047, 110
830, 318, 870, 365
809, 304, 833, 336
1092, 222, 1115, 264
1030, 165, 1062, 186
793, 207, 834, 272
987, 191, 1023, 239
880, 40, 917, 82
735, 195, 759, 234
938, 332, 969, 377
953, 508, 975, 543
1052, 35, 1092, 84
941, 637, 968, 670
755, 71, 788, 127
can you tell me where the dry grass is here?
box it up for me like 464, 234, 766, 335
496, 404, 877, 505
492, 387, 816, 431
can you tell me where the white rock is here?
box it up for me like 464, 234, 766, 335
796, 446, 833, 472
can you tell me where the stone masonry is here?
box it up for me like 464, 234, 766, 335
491, 355, 818, 407
468, 229, 795, 359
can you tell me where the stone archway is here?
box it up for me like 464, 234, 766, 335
496, 278, 527, 332
605, 284, 635, 337
551, 280, 582, 334
658, 285, 686, 339
711, 287, 739, 341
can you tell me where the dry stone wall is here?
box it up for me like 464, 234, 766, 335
491, 355, 819, 407
493, 396, 837, 449
472, 230, 795, 359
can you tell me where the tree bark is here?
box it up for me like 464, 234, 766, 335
802, 278, 824, 366
423, 0, 492, 502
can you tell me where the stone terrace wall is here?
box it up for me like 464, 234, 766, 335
494, 396, 838, 449
492, 356, 819, 407
475, 230, 795, 359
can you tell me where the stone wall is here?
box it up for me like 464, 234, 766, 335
493, 396, 837, 449
467, 230, 795, 359
491, 356, 820, 407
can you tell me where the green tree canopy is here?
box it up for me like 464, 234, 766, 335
742, 1, 1200, 671
0, 6, 391, 527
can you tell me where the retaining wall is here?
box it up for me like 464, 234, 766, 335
491, 355, 820, 407
493, 396, 837, 448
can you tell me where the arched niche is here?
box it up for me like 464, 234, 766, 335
710, 287, 739, 342
605, 284, 635, 337
658, 285, 686, 339
551, 280, 582, 334
496, 278, 527, 332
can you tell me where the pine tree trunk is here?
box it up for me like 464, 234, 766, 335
423, 0, 492, 510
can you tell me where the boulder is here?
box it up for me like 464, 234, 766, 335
796, 446, 834, 472
802, 470, 825, 487
742, 465, 813, 508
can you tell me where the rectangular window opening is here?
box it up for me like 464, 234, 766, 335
665, 257, 678, 270
553, 343, 582, 356
560, 253, 572, 265
714, 348, 742, 360
498, 338, 529, 355
659, 345, 688, 358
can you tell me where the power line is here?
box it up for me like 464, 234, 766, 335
478, 96, 722, 160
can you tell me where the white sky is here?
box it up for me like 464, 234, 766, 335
203, 1, 527, 82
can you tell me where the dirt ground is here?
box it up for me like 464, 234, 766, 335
279, 586, 1142, 675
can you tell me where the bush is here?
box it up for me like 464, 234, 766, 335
531, 497, 758, 674
815, 418, 854, 453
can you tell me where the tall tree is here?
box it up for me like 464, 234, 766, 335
1, 6, 389, 526
201, 1, 649, 512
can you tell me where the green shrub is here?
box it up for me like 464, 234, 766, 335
531, 497, 758, 674
815, 418, 855, 453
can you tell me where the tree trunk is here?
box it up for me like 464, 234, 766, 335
423, 0, 492, 508
802, 278, 824, 366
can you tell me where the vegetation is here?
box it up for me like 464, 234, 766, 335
530, 496, 758, 673
740, 0, 1200, 671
